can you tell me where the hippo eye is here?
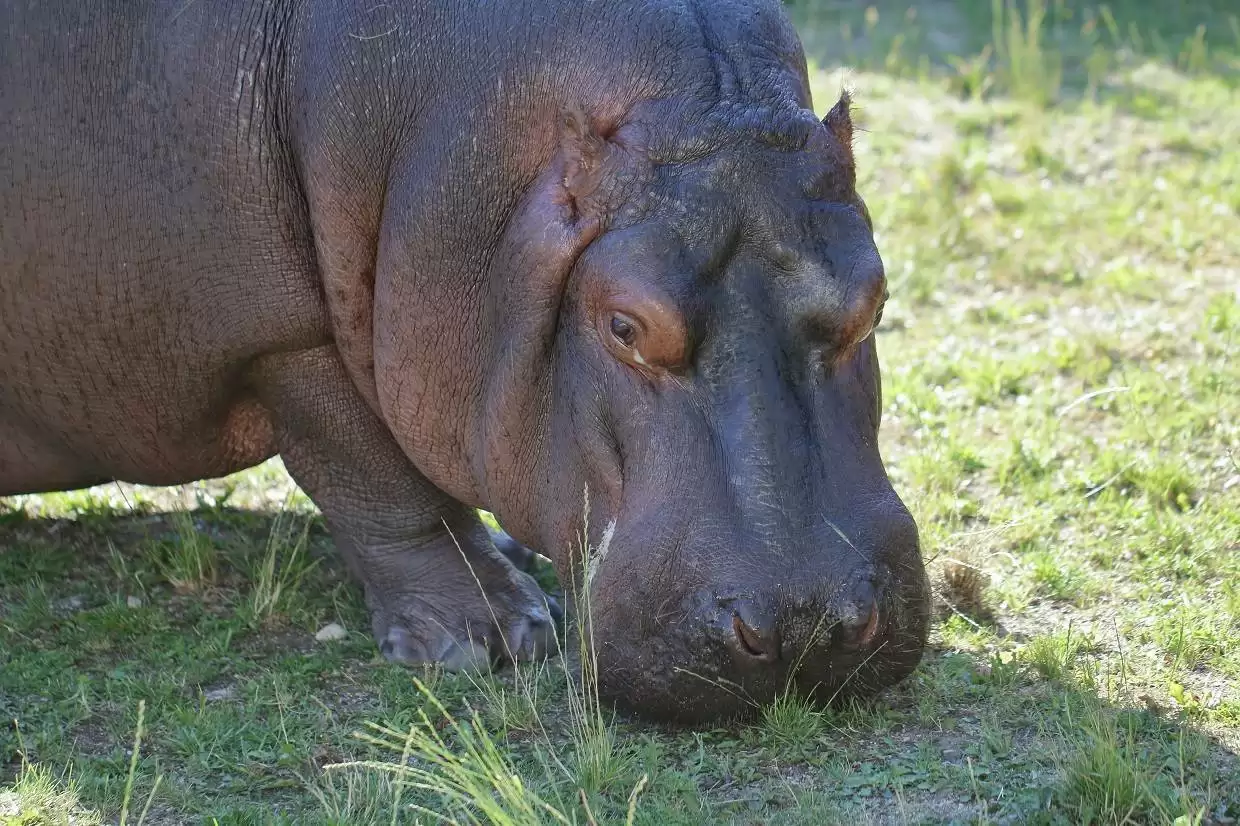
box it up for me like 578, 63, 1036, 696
609, 314, 638, 349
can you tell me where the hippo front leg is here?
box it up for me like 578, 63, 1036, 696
252, 346, 556, 671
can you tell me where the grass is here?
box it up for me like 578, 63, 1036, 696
3, 0, 1240, 823
243, 505, 318, 625
1, 702, 156, 826
1054, 704, 1212, 825
339, 680, 571, 826
314, 522, 648, 826
141, 510, 218, 594
0, 763, 102, 826
758, 694, 827, 752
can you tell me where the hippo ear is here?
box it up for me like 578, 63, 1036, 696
822, 91, 855, 167
560, 103, 611, 207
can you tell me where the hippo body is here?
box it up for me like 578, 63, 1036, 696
0, 0, 929, 720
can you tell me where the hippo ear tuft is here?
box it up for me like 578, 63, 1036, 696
822, 91, 854, 163
560, 103, 609, 203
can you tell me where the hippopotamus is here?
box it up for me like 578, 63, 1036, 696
0, 0, 929, 721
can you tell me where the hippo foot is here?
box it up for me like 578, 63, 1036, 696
363, 534, 562, 673
375, 605, 557, 673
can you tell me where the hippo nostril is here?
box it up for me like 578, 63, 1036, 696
731, 612, 780, 663
829, 574, 886, 649
732, 615, 761, 656
838, 598, 882, 648
856, 602, 881, 646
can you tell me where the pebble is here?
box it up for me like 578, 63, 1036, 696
315, 622, 348, 642
55, 595, 86, 614
204, 685, 236, 702
127, 595, 144, 608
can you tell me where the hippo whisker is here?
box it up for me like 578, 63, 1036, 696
821, 515, 875, 565
670, 667, 757, 709
822, 639, 890, 706
653, 596, 681, 628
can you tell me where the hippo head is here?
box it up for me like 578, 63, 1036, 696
368, 1, 930, 723
465, 85, 931, 720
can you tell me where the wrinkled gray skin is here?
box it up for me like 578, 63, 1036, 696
0, 0, 930, 721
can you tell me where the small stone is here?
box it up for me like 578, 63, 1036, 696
55, 595, 86, 614
315, 622, 348, 642
204, 685, 236, 702
127, 595, 144, 608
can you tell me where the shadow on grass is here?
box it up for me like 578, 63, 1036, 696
0, 503, 359, 815
899, 633, 1240, 823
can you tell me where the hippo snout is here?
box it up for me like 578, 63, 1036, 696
589, 510, 930, 723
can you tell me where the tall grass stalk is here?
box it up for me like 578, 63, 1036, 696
119, 700, 162, 826
559, 492, 624, 795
